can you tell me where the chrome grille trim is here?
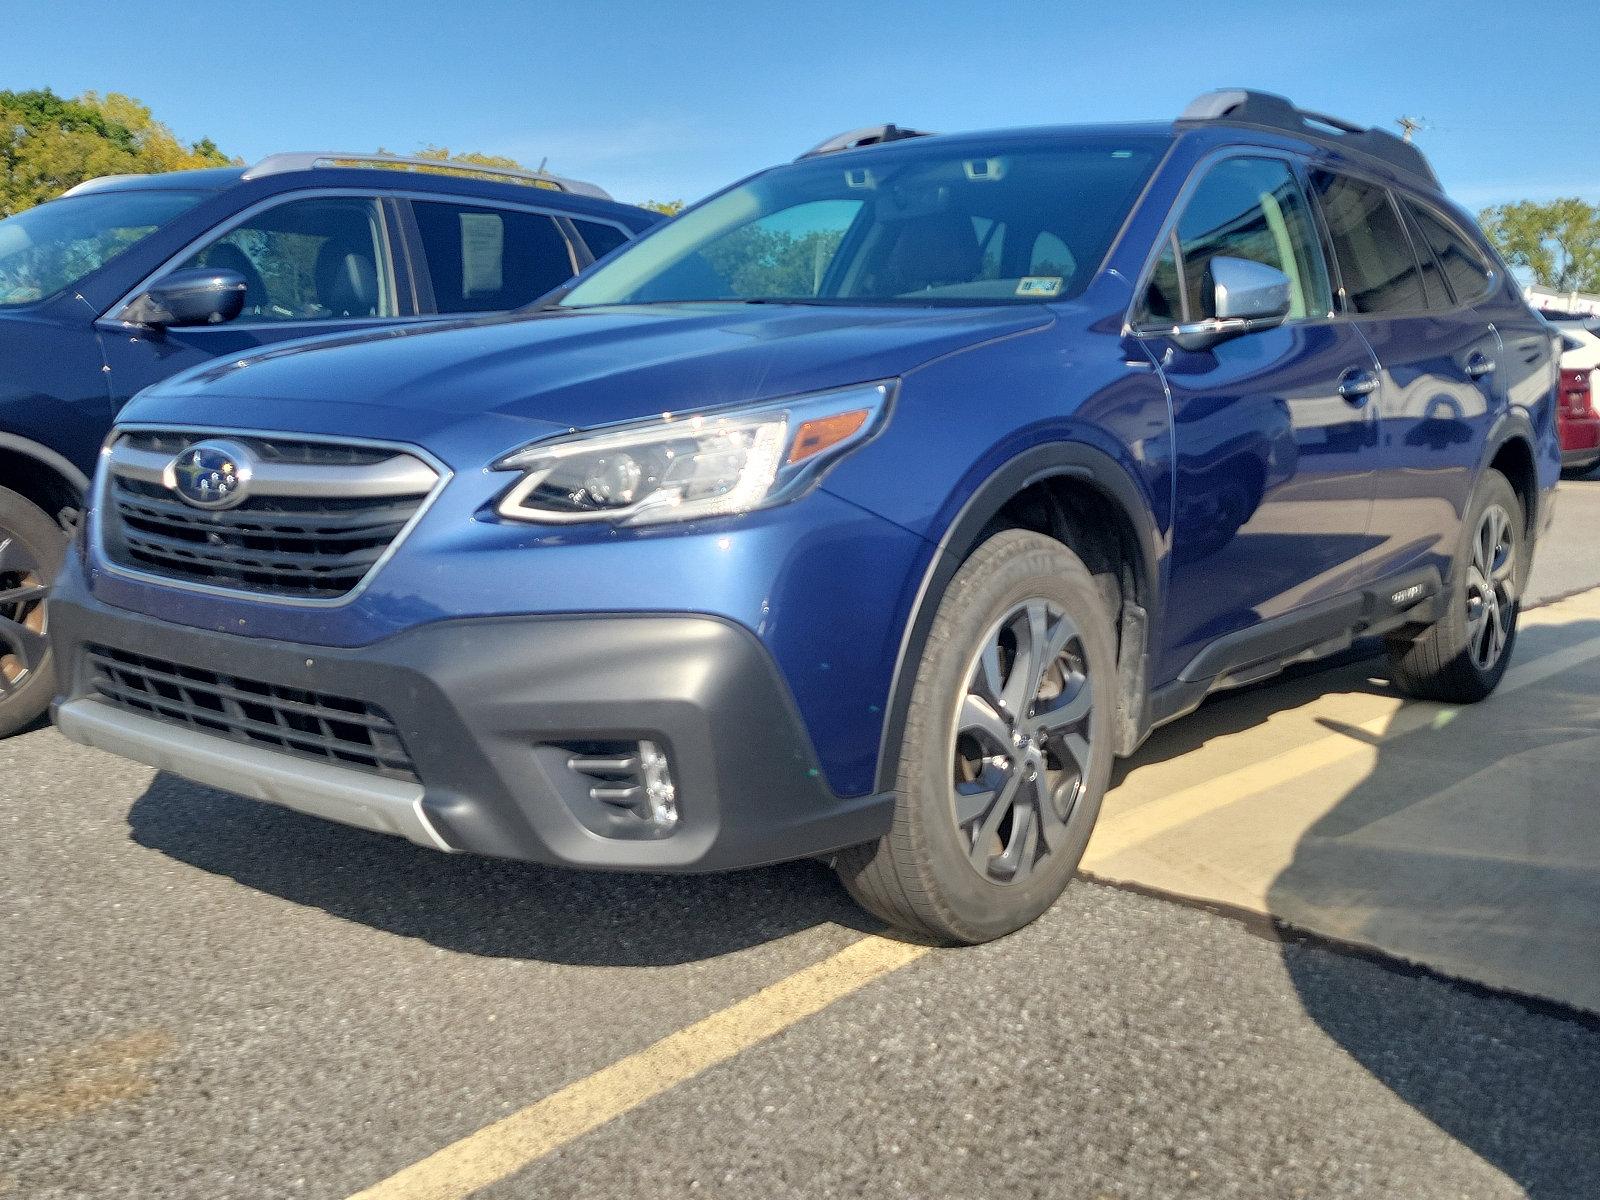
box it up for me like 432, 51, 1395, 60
95, 425, 451, 607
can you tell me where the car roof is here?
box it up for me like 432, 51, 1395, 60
58, 159, 654, 223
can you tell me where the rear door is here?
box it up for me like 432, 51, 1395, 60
1136, 154, 1383, 683
98, 193, 413, 410
400, 199, 594, 314
1307, 170, 1502, 588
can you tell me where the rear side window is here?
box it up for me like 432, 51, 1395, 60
1140, 157, 1331, 324
572, 219, 629, 261
1405, 200, 1495, 306
1308, 172, 1426, 314
411, 201, 576, 313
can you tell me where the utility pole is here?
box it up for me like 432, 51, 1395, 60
1396, 116, 1425, 143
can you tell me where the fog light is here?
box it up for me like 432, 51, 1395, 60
638, 740, 678, 830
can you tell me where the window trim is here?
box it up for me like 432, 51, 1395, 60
1397, 192, 1499, 311
396, 196, 632, 315
1125, 147, 1338, 333
100, 187, 408, 330
1303, 163, 1502, 321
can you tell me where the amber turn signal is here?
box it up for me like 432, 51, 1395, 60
787, 409, 870, 465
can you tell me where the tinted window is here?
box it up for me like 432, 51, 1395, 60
0, 189, 207, 307
1145, 157, 1331, 323
1308, 172, 1426, 314
560, 137, 1166, 307
411, 202, 574, 313
1399, 204, 1451, 310
1406, 200, 1495, 305
182, 196, 395, 322
572, 219, 629, 261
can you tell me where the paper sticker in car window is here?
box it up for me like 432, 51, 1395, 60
1016, 276, 1063, 297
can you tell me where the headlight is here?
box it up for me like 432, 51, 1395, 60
494, 381, 895, 526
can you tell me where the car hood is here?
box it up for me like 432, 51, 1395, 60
133, 303, 1054, 433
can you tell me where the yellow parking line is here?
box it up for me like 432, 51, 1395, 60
1083, 629, 1600, 867
345, 935, 930, 1200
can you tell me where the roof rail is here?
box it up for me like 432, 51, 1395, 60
238, 153, 613, 200
799, 124, 934, 160
1178, 89, 1440, 189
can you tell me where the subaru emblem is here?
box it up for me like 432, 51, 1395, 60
163, 439, 255, 510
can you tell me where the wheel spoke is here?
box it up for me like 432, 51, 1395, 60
968, 770, 1021, 869
0, 581, 48, 608
1056, 731, 1092, 775
1034, 678, 1091, 734
1001, 605, 1043, 716
996, 798, 1039, 881
954, 763, 1009, 826
0, 613, 47, 670
958, 693, 1013, 751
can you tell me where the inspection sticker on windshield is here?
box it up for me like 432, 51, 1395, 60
1015, 276, 1063, 297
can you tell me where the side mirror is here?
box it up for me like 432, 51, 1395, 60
1171, 256, 1292, 351
120, 267, 247, 328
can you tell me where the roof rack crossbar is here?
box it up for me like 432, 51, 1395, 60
1178, 89, 1440, 189
239, 153, 613, 200
799, 124, 934, 160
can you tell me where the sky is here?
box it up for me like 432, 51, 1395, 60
9, 0, 1598, 212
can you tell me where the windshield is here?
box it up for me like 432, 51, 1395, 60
560, 135, 1166, 308
0, 189, 209, 306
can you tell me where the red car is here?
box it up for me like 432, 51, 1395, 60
1548, 315, 1600, 477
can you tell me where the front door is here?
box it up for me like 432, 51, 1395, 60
1135, 155, 1380, 683
97, 194, 408, 412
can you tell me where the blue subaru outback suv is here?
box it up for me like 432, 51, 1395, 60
48, 92, 1559, 942
0, 153, 656, 734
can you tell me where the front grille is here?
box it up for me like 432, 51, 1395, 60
87, 644, 418, 782
99, 431, 440, 601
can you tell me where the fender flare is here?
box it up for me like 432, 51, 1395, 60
872, 442, 1163, 792
0, 433, 91, 497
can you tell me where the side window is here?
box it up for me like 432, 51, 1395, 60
411, 201, 576, 313
1143, 234, 1186, 322
183, 196, 395, 322
1307, 172, 1427, 314
1406, 200, 1495, 306
1398, 204, 1451, 310
572, 219, 630, 262
1157, 157, 1332, 323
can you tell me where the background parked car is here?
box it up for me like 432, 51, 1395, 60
1545, 312, 1600, 476
0, 153, 659, 734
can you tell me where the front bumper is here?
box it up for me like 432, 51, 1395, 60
49, 571, 892, 872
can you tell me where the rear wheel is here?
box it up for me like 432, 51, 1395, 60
0, 485, 67, 739
1386, 470, 1522, 703
836, 530, 1116, 944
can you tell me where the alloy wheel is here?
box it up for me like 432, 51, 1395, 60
0, 534, 50, 699
1464, 503, 1516, 672
949, 598, 1094, 885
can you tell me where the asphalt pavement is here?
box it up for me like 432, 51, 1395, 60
3, 476, 1598, 1200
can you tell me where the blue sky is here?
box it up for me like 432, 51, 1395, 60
9, 0, 1596, 211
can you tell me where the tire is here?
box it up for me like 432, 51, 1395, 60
0, 485, 67, 739
836, 530, 1117, 944
1386, 470, 1523, 704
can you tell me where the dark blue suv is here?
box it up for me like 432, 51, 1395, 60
48, 92, 1559, 943
0, 153, 657, 734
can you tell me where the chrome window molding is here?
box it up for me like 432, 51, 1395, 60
93, 424, 453, 609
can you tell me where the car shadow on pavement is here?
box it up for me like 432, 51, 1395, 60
127, 773, 878, 967
1267, 618, 1600, 1200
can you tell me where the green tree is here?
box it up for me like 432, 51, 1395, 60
641, 199, 684, 216
1478, 198, 1600, 293
0, 89, 233, 217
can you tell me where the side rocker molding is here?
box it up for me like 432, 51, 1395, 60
872, 443, 1164, 793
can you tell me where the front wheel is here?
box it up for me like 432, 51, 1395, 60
0, 485, 67, 739
1386, 469, 1523, 703
836, 530, 1117, 944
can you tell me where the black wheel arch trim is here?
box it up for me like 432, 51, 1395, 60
0, 434, 91, 498
872, 442, 1164, 793
1474, 409, 1542, 545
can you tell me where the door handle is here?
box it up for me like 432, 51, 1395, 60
1466, 353, 1496, 380
1338, 368, 1379, 404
